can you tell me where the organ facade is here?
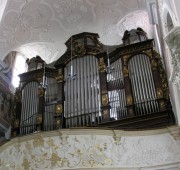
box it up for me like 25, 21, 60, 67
12, 28, 175, 136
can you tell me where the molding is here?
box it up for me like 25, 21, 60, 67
0, 127, 175, 151
1, 126, 180, 169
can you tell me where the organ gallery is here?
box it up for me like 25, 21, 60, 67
12, 28, 175, 136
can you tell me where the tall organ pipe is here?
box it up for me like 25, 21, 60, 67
20, 82, 39, 135
64, 55, 100, 127
128, 54, 159, 116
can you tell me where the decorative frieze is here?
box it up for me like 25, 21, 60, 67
1, 128, 180, 169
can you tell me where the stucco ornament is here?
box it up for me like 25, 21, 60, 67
1, 129, 180, 169
165, 26, 180, 89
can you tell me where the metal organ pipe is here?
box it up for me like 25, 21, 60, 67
64, 55, 101, 128
128, 54, 159, 116
44, 77, 58, 131
20, 82, 39, 135
107, 58, 127, 119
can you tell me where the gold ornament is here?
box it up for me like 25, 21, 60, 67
123, 55, 129, 65
159, 101, 165, 110
150, 59, 157, 70
55, 74, 64, 83
36, 114, 42, 124
156, 88, 163, 98
123, 66, 129, 77
38, 87, 44, 97
102, 94, 108, 106
72, 41, 86, 56
56, 104, 63, 114
126, 95, 133, 105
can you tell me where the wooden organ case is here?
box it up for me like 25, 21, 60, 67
12, 29, 175, 136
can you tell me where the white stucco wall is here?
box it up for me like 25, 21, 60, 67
0, 128, 180, 170
157, 0, 180, 125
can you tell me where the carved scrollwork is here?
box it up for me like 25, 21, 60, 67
56, 104, 63, 115
150, 59, 158, 70
103, 109, 109, 119
55, 74, 64, 83
126, 95, 133, 105
159, 100, 166, 110
144, 49, 152, 58
123, 55, 130, 65
38, 86, 44, 97
101, 94, 108, 106
98, 57, 106, 73
72, 41, 86, 57
156, 88, 164, 98
153, 50, 161, 58
123, 66, 129, 77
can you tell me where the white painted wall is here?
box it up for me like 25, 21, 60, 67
157, 0, 180, 124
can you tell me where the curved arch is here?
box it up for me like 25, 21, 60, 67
126, 52, 152, 65
162, 5, 175, 35
21, 80, 40, 91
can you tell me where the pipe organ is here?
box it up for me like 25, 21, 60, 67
107, 58, 127, 119
128, 54, 159, 115
12, 29, 175, 137
64, 55, 101, 127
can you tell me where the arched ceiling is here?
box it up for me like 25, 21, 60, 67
0, 0, 152, 63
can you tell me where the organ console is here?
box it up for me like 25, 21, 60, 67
12, 28, 175, 137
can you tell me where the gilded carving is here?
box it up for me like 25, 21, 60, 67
56, 104, 63, 114
55, 74, 64, 83
102, 94, 108, 106
98, 57, 106, 73
14, 119, 20, 128
72, 41, 86, 56
153, 50, 161, 58
38, 86, 44, 97
98, 64, 106, 73
101, 90, 107, 94
36, 114, 42, 124
159, 101, 165, 110
123, 66, 129, 77
123, 55, 130, 65
126, 95, 133, 105
144, 49, 152, 58
150, 59, 158, 70
99, 57, 104, 65
156, 88, 163, 98
103, 109, 108, 116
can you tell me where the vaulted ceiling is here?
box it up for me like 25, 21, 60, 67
0, 0, 152, 63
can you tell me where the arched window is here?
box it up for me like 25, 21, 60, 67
12, 53, 27, 87
167, 12, 174, 32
